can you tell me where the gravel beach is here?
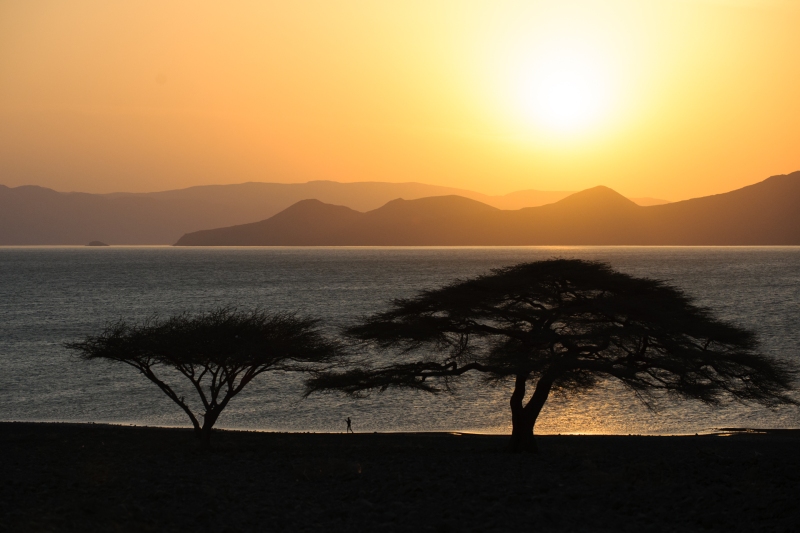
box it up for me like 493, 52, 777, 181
2, 422, 798, 532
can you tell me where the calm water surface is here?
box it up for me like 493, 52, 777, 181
1, 246, 798, 435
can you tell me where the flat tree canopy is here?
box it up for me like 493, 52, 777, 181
67, 308, 341, 443
307, 259, 796, 452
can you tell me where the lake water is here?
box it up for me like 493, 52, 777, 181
1, 246, 799, 435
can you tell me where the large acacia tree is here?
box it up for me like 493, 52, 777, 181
67, 308, 342, 443
307, 260, 796, 452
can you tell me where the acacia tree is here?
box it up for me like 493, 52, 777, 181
307, 260, 796, 452
67, 307, 341, 443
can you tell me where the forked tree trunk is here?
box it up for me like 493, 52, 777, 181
195, 394, 233, 446
507, 373, 554, 453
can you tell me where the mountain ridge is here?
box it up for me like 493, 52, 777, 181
174, 171, 800, 246
0, 179, 668, 244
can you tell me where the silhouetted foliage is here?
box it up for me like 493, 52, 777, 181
67, 307, 342, 443
307, 259, 796, 452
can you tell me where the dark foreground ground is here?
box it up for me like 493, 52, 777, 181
1, 423, 799, 532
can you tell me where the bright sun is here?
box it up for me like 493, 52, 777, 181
511, 47, 616, 135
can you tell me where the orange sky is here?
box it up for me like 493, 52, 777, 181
1, 0, 798, 200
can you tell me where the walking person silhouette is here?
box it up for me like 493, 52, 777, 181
346, 417, 353, 433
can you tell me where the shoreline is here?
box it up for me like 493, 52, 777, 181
3, 422, 799, 531
6, 420, 800, 437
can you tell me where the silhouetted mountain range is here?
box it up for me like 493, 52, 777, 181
175, 172, 800, 246
0, 180, 666, 244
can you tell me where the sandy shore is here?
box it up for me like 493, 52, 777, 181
1, 422, 798, 532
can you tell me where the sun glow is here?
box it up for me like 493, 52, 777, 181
510, 46, 618, 136
515, 50, 614, 133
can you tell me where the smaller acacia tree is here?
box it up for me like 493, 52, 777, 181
306, 260, 796, 452
67, 307, 341, 443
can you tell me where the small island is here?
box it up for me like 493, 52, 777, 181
86, 241, 110, 246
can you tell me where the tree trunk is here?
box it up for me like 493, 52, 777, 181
508, 414, 537, 453
507, 373, 554, 453
199, 409, 220, 446
196, 393, 234, 446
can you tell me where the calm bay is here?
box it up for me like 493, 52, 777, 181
1, 246, 798, 435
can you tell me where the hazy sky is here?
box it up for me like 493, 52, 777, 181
1, 0, 798, 198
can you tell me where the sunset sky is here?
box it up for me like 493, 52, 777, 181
1, 0, 798, 200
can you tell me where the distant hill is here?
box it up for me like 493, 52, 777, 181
0, 180, 666, 244
177, 200, 365, 246
175, 172, 800, 246
0, 180, 564, 245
